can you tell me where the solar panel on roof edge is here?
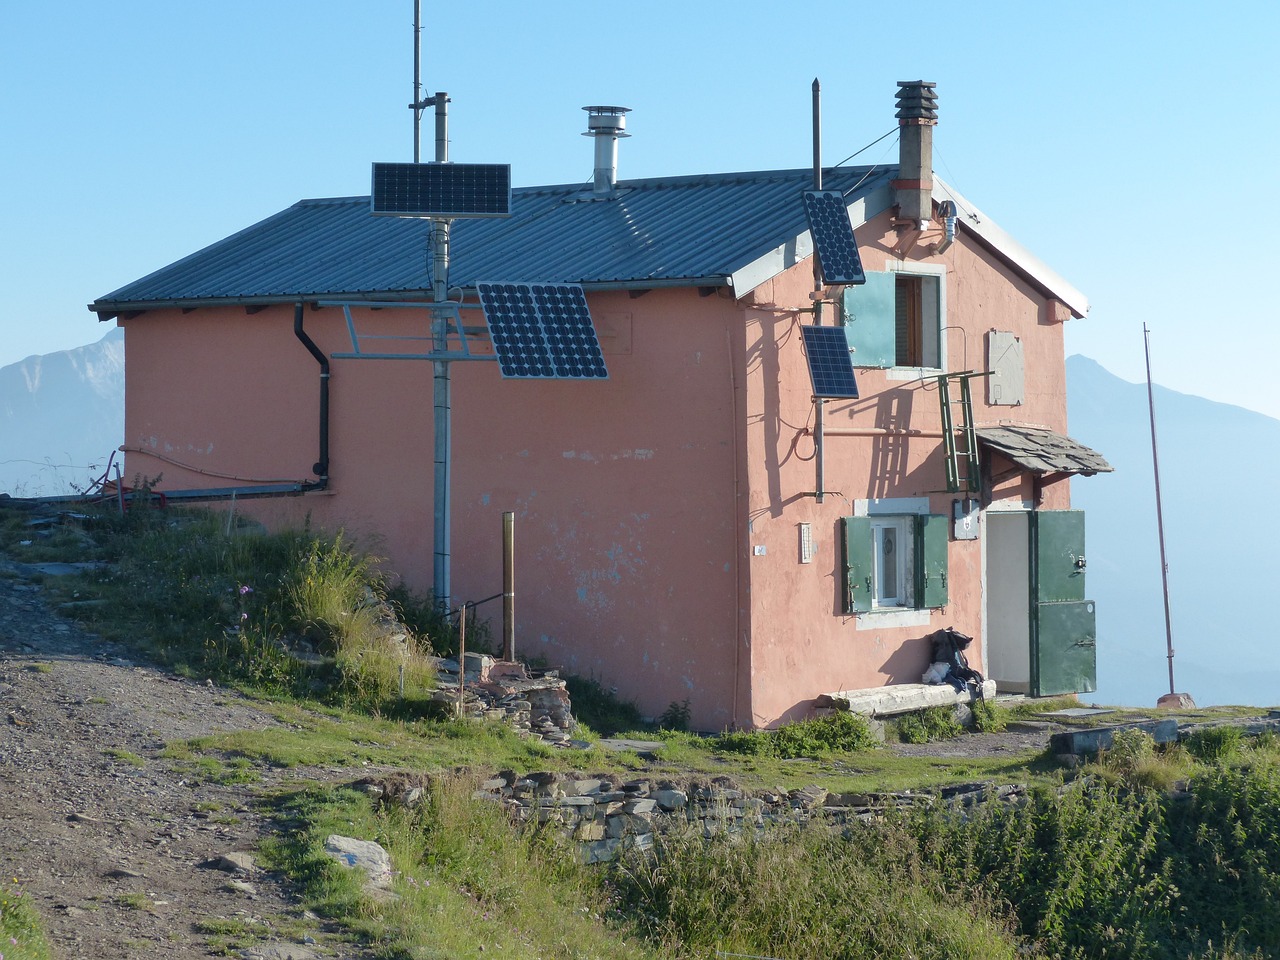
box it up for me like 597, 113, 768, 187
803, 190, 866, 286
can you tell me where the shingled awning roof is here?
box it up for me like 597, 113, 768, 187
976, 424, 1112, 479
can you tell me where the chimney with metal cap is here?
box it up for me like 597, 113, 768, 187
582, 105, 630, 194
893, 81, 938, 231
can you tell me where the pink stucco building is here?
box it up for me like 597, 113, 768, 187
93, 83, 1108, 730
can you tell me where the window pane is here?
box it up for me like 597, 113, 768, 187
895, 276, 921, 366
881, 525, 898, 598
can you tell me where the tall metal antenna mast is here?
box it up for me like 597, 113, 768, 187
1145, 323, 1188, 707
411, 1, 426, 162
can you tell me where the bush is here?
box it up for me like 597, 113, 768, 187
972, 697, 1009, 733
1186, 725, 1245, 763
896, 705, 963, 743
657, 699, 691, 732
711, 712, 877, 758
564, 675, 645, 736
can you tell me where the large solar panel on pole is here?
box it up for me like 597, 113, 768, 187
371, 162, 512, 218
801, 325, 860, 399
803, 189, 866, 286
476, 282, 609, 380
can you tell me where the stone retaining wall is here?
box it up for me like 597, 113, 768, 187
356, 770, 1031, 865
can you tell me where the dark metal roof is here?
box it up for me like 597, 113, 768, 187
977, 424, 1112, 477
92, 166, 896, 316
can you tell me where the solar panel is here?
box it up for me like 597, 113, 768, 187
476, 282, 609, 380
801, 325, 859, 399
371, 162, 511, 218
802, 190, 866, 286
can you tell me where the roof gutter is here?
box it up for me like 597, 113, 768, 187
91, 278, 736, 320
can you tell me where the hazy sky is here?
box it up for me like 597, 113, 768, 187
3, 2, 1276, 416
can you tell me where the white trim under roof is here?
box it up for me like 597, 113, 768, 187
729, 181, 894, 297
933, 176, 1089, 319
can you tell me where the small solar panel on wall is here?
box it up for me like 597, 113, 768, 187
801, 325, 859, 399
476, 282, 609, 380
802, 190, 866, 286
371, 162, 511, 218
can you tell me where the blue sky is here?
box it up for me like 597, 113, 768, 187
3, 2, 1277, 416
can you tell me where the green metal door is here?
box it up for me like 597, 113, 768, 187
1031, 510, 1097, 696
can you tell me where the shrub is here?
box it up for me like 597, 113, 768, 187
711, 712, 877, 758
563, 674, 645, 736
1185, 725, 1245, 763
972, 697, 1009, 733
657, 699, 691, 732
896, 705, 963, 743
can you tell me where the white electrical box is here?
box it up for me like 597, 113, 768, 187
953, 499, 980, 540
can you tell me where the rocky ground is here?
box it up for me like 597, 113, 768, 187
0, 557, 372, 960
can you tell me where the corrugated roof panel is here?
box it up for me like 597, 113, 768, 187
92, 167, 894, 312
91, 165, 1085, 319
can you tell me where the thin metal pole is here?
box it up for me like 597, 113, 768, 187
412, 0, 421, 163
811, 77, 825, 504
456, 603, 466, 717
502, 511, 515, 661
431, 91, 452, 612
1144, 323, 1176, 696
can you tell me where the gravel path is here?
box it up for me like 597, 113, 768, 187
0, 558, 368, 959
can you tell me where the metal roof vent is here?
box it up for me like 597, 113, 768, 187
582, 105, 631, 195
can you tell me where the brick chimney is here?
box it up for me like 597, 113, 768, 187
893, 81, 938, 231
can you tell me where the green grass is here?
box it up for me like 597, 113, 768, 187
0, 877, 51, 960
260, 778, 658, 960
104, 747, 146, 767
114, 892, 153, 912
894, 704, 965, 743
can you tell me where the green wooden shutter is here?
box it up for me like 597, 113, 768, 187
916, 514, 949, 609
841, 517, 873, 613
841, 272, 896, 368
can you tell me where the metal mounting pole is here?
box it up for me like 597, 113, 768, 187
811, 77, 826, 503
502, 511, 515, 660
431, 91, 452, 611
411, 0, 422, 163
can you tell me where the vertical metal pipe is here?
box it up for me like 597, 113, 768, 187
294, 302, 330, 484
456, 603, 466, 717
1144, 324, 1177, 696
502, 511, 515, 661
412, 0, 421, 163
811, 77, 826, 503
431, 92, 452, 612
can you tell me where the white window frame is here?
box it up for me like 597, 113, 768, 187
870, 517, 912, 609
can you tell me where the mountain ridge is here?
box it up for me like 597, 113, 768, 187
0, 328, 124, 496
